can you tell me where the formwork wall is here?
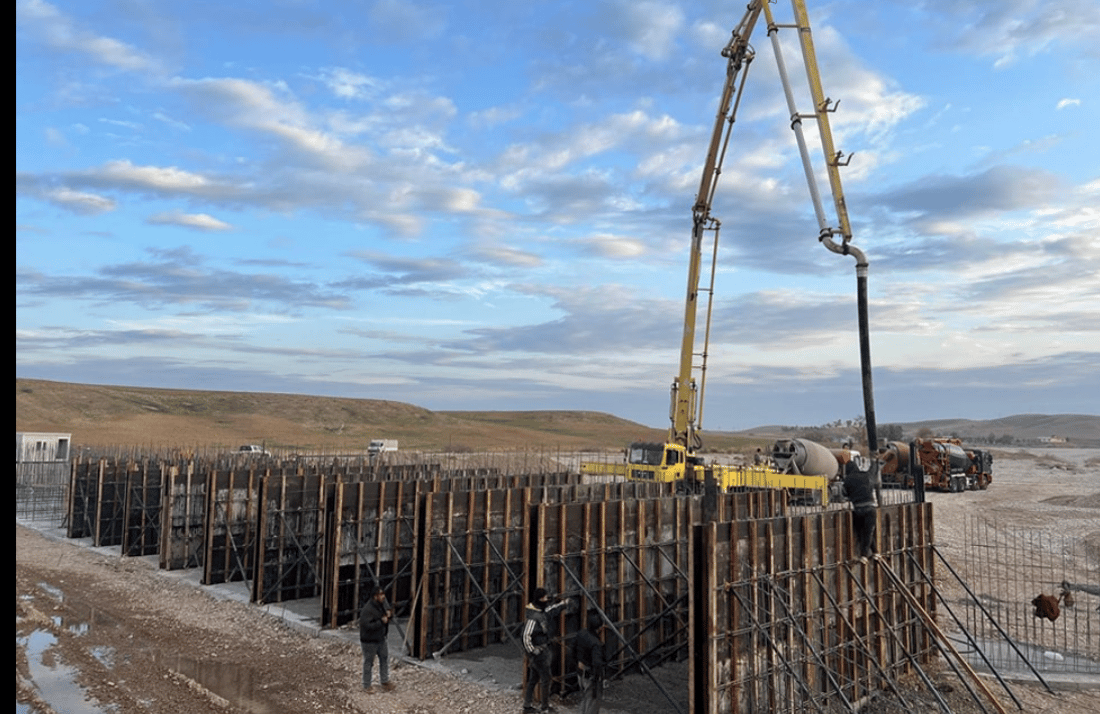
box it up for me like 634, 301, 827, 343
692, 502, 935, 714
52, 454, 938, 714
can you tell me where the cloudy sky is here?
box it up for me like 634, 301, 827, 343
16, 0, 1099, 431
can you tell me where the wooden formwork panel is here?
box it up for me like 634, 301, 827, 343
67, 459, 134, 547
534, 496, 700, 700
160, 463, 205, 571
203, 467, 260, 586
122, 460, 163, 557
691, 502, 935, 714
320, 479, 420, 629
413, 488, 528, 659
525, 481, 671, 504
252, 472, 326, 604
67, 459, 102, 539
97, 461, 129, 547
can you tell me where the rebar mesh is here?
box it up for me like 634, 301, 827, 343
959, 515, 1099, 675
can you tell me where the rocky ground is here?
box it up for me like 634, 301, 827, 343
16, 447, 1100, 714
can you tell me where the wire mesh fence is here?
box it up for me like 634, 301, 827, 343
958, 515, 1099, 675
16, 460, 70, 524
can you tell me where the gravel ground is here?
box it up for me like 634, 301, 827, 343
16, 446, 1100, 714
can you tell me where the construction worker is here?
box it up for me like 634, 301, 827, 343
522, 587, 570, 713
843, 460, 877, 561
574, 614, 607, 714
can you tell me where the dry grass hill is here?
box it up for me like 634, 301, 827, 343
15, 378, 752, 453
16, 378, 1097, 453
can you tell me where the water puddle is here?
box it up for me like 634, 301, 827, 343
18, 628, 112, 714
17, 580, 276, 714
962, 636, 1100, 675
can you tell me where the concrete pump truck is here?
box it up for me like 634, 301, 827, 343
583, 0, 881, 502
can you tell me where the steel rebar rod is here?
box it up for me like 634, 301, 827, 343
549, 555, 685, 714
875, 559, 1007, 714
909, 550, 1026, 707
838, 561, 956, 714
931, 544, 1053, 693
726, 581, 834, 714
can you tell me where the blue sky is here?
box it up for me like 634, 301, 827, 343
16, 0, 1100, 430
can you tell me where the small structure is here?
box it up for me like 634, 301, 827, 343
16, 432, 71, 464
16, 432, 72, 521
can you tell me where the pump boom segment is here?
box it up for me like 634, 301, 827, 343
585, 0, 877, 498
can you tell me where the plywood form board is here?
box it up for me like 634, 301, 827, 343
690, 503, 935, 714
413, 488, 527, 658
252, 471, 326, 604
159, 462, 205, 571
321, 479, 420, 629
203, 466, 259, 586
122, 460, 163, 557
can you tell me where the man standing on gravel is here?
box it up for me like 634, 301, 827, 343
522, 587, 570, 713
359, 587, 394, 693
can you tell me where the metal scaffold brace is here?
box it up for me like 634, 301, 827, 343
431, 530, 527, 658
903, 549, 1032, 707
929, 545, 1054, 695
547, 553, 687, 714
726, 577, 849, 714
872, 557, 1011, 714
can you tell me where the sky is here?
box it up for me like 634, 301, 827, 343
16, 0, 1100, 432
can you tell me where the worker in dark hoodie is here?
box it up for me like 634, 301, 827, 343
843, 460, 878, 561
521, 587, 571, 713
574, 613, 607, 714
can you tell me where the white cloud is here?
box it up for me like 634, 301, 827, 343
1056, 98, 1081, 110
17, 0, 158, 72
147, 211, 234, 232
318, 68, 380, 100
99, 160, 211, 191
47, 187, 116, 214
580, 234, 649, 258
615, 0, 685, 61
171, 76, 373, 172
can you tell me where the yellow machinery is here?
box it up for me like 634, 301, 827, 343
580, 442, 828, 503
584, 0, 876, 502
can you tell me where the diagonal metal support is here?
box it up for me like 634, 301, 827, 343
836, 561, 956, 714
905, 550, 1025, 709
548, 554, 685, 714
615, 546, 690, 631
930, 544, 1052, 695
213, 498, 253, 588
792, 566, 916, 709
261, 509, 322, 602
436, 533, 525, 655
875, 558, 1007, 714
726, 580, 833, 714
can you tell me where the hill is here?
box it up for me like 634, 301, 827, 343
15, 378, 763, 453
17, 379, 1096, 452
740, 414, 1099, 448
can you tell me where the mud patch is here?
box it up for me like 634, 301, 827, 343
1041, 492, 1100, 509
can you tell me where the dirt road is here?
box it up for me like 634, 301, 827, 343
16, 447, 1100, 714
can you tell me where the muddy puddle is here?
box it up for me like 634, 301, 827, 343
17, 580, 275, 713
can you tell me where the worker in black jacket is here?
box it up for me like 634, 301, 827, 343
843, 461, 877, 561
359, 587, 394, 692
522, 587, 570, 713
574, 614, 607, 714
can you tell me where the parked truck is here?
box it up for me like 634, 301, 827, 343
368, 439, 398, 457
879, 438, 992, 492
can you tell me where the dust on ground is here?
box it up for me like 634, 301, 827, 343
16, 447, 1100, 714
